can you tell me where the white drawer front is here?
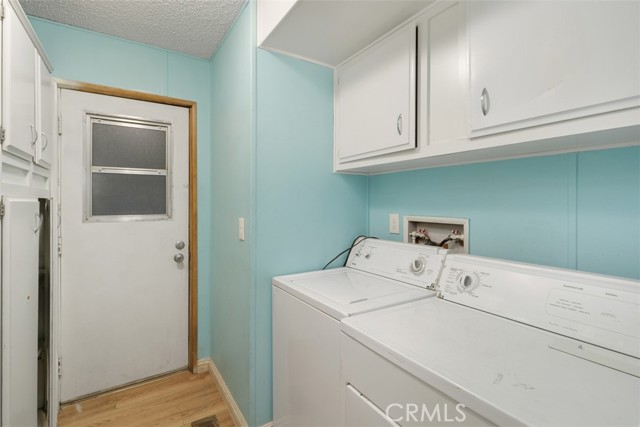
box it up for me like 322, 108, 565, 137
341, 333, 492, 427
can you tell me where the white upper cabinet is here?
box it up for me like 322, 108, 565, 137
468, 1, 640, 136
335, 23, 417, 166
331, 1, 639, 174
2, 2, 38, 162
257, 0, 432, 67
1, 0, 54, 195
334, 2, 469, 173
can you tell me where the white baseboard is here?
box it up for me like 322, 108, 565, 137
260, 423, 274, 427
197, 358, 248, 427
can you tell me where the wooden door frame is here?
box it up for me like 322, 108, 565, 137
56, 79, 198, 371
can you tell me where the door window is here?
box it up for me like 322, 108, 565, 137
85, 115, 172, 221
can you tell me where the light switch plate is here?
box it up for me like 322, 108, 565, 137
389, 213, 400, 234
238, 217, 245, 241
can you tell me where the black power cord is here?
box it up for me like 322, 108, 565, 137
322, 235, 378, 270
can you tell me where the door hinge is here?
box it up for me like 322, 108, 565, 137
0, 198, 5, 219
58, 116, 62, 135
57, 357, 62, 378
57, 236, 62, 255
0, 126, 6, 144
0, 5, 5, 20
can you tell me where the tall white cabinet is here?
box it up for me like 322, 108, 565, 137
1, 0, 55, 425
1, 197, 40, 427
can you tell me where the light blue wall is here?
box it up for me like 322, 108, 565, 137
29, 18, 213, 357
576, 147, 639, 279
368, 146, 640, 280
209, 2, 254, 421
254, 50, 368, 425
209, 5, 368, 424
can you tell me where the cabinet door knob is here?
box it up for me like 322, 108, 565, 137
397, 114, 403, 135
481, 88, 491, 116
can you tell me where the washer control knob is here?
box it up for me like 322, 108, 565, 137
410, 257, 426, 274
457, 272, 479, 293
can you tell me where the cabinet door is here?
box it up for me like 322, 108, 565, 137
1, 197, 40, 427
335, 23, 417, 163
2, 2, 37, 161
35, 57, 55, 169
418, 2, 468, 146
469, 1, 640, 135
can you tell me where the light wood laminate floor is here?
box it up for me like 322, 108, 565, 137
58, 370, 236, 427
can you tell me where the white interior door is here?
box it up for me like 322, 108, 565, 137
59, 89, 189, 402
1, 197, 40, 427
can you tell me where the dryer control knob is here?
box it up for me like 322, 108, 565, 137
457, 272, 479, 293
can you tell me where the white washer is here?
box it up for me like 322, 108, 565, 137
272, 239, 447, 427
342, 254, 640, 426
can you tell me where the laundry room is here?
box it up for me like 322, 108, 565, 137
0, 0, 638, 426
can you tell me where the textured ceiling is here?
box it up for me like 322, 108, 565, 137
19, 0, 246, 59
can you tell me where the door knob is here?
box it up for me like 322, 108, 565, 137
175, 240, 185, 250
174, 253, 184, 263
481, 88, 490, 116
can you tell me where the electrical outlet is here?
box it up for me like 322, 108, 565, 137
404, 216, 468, 254
389, 213, 400, 234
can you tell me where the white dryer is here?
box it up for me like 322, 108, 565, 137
341, 254, 640, 426
272, 239, 447, 427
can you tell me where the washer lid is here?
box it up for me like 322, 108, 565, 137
273, 268, 434, 320
437, 255, 640, 359
295, 269, 414, 305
